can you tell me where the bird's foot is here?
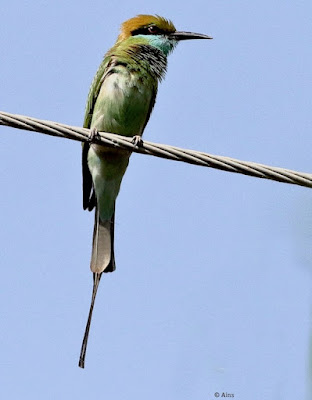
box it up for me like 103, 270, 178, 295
88, 127, 100, 143
131, 135, 143, 147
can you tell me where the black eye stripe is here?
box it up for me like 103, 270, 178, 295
131, 26, 163, 36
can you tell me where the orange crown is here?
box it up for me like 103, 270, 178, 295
117, 14, 176, 42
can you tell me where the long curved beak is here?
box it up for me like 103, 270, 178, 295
170, 31, 213, 41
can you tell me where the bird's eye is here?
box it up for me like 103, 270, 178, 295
147, 26, 159, 34
131, 25, 162, 36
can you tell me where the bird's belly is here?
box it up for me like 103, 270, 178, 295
91, 72, 154, 137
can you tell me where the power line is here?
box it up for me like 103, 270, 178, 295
1, 110, 311, 188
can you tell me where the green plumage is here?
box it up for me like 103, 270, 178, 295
82, 37, 167, 270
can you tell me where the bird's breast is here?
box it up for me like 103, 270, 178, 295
91, 66, 156, 137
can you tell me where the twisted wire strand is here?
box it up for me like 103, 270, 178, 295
1, 110, 311, 189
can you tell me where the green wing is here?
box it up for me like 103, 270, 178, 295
82, 55, 112, 211
83, 55, 112, 129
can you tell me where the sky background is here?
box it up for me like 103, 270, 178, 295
1, 1, 312, 399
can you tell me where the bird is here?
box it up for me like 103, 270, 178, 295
79, 14, 212, 368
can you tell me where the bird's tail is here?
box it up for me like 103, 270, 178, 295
78, 206, 115, 368
90, 205, 116, 274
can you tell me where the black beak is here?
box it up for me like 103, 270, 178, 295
169, 31, 213, 41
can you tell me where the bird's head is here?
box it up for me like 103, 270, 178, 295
116, 15, 212, 56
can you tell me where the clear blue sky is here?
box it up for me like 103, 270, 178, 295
1, 1, 312, 399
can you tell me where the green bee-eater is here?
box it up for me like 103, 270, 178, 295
79, 14, 212, 368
